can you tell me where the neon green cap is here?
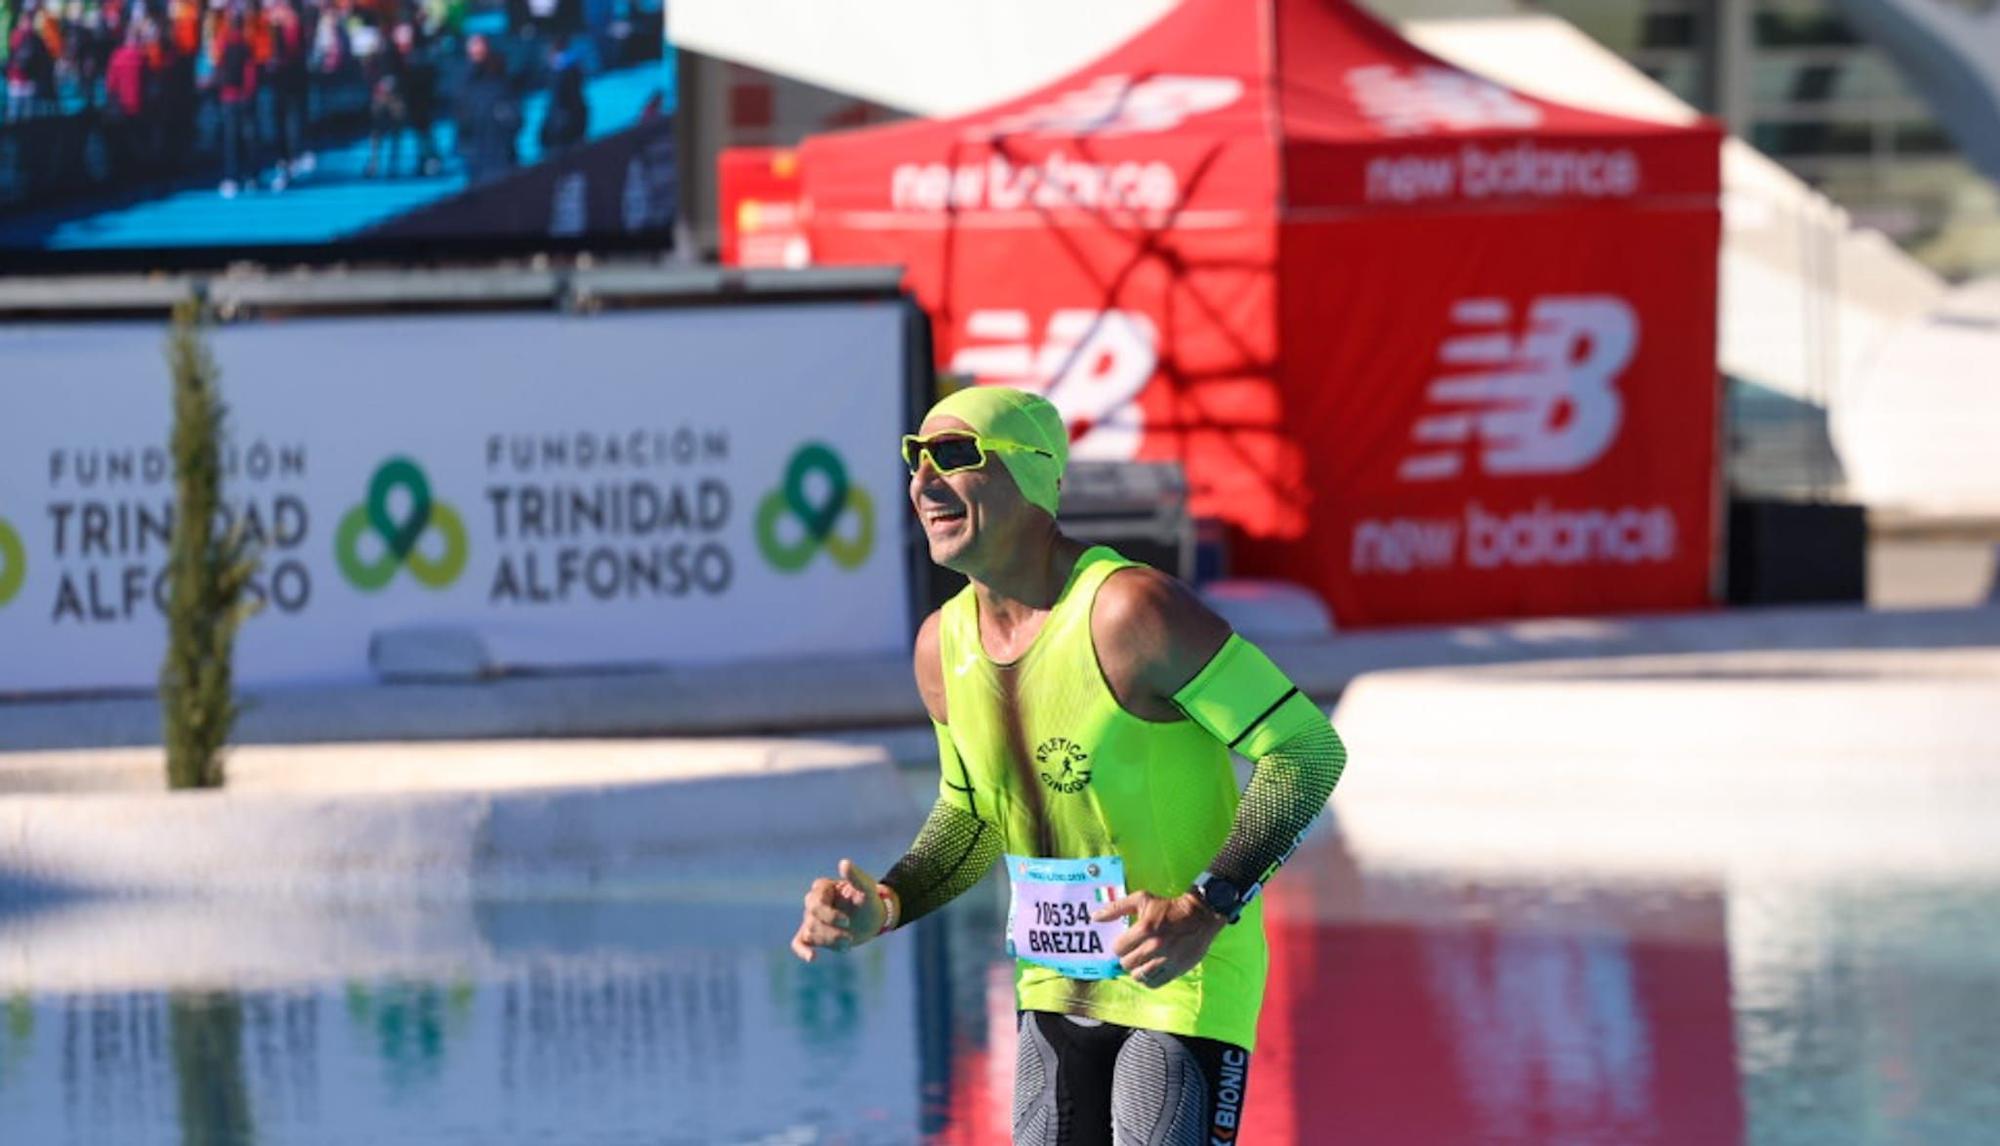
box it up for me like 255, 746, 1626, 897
922, 386, 1069, 516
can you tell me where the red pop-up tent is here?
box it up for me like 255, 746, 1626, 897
797, 0, 1722, 627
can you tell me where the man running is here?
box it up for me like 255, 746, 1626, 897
791, 386, 1347, 1145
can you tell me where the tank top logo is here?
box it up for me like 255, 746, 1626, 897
1035, 737, 1092, 795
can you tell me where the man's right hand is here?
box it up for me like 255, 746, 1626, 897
790, 859, 887, 963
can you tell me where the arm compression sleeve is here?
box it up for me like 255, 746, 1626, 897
1172, 635, 1348, 895
1207, 721, 1346, 894
880, 721, 1004, 928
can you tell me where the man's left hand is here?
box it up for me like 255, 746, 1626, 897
1091, 890, 1225, 989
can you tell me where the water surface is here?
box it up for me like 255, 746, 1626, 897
3, 824, 1994, 1145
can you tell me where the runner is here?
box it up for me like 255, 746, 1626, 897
791, 386, 1347, 1145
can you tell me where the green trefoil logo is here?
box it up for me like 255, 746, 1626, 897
0, 516, 23, 607
335, 458, 469, 590
756, 443, 874, 571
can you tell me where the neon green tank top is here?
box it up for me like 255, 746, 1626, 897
937, 546, 1267, 1050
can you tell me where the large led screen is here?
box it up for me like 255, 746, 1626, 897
0, 0, 676, 263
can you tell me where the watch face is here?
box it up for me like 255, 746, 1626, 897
1202, 877, 1241, 913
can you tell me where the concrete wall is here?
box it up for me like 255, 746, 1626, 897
0, 739, 918, 899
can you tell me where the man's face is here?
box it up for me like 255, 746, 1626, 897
907, 415, 1037, 574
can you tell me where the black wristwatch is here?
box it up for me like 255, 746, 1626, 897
1191, 871, 1247, 925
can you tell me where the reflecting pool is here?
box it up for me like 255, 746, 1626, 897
3, 817, 1995, 1145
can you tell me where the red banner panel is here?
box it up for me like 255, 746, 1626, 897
1243, 207, 1721, 625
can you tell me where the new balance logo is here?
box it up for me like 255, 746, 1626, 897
1398, 295, 1636, 482
984, 75, 1244, 138
948, 309, 1159, 460
1348, 65, 1542, 136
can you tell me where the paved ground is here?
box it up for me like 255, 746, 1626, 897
3, 538, 1993, 757
1329, 640, 2000, 888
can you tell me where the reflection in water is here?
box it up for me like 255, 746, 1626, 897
1178, 872, 1740, 1145
0, 941, 921, 1144
492, 956, 750, 1107
2, 993, 31, 1087
1419, 930, 1656, 1137
345, 979, 473, 1094
1730, 880, 2000, 1146
243, 993, 320, 1134
0, 836, 1995, 1143
38, 994, 156, 1142
172, 993, 255, 1146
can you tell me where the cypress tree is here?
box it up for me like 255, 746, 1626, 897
160, 298, 260, 790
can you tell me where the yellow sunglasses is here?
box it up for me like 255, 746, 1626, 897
901, 431, 1055, 475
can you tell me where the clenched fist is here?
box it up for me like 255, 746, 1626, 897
790, 859, 890, 962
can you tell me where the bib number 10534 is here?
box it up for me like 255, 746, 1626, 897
1032, 901, 1097, 928
1005, 853, 1128, 980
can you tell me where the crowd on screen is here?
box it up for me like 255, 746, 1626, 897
2, 0, 640, 202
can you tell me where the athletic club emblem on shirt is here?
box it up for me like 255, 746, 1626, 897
1035, 737, 1092, 795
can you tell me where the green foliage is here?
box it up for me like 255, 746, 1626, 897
169, 992, 256, 1146
160, 299, 260, 791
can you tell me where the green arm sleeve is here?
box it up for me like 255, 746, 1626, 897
880, 721, 1004, 928
1207, 718, 1346, 895
1172, 635, 1349, 897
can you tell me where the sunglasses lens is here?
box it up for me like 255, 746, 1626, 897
926, 436, 984, 472
904, 434, 987, 474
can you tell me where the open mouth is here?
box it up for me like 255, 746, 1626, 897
923, 506, 968, 527
920, 495, 968, 528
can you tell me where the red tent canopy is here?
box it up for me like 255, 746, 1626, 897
798, 0, 1722, 627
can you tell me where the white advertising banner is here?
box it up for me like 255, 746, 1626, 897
0, 304, 913, 694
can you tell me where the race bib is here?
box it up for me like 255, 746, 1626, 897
1005, 854, 1128, 980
